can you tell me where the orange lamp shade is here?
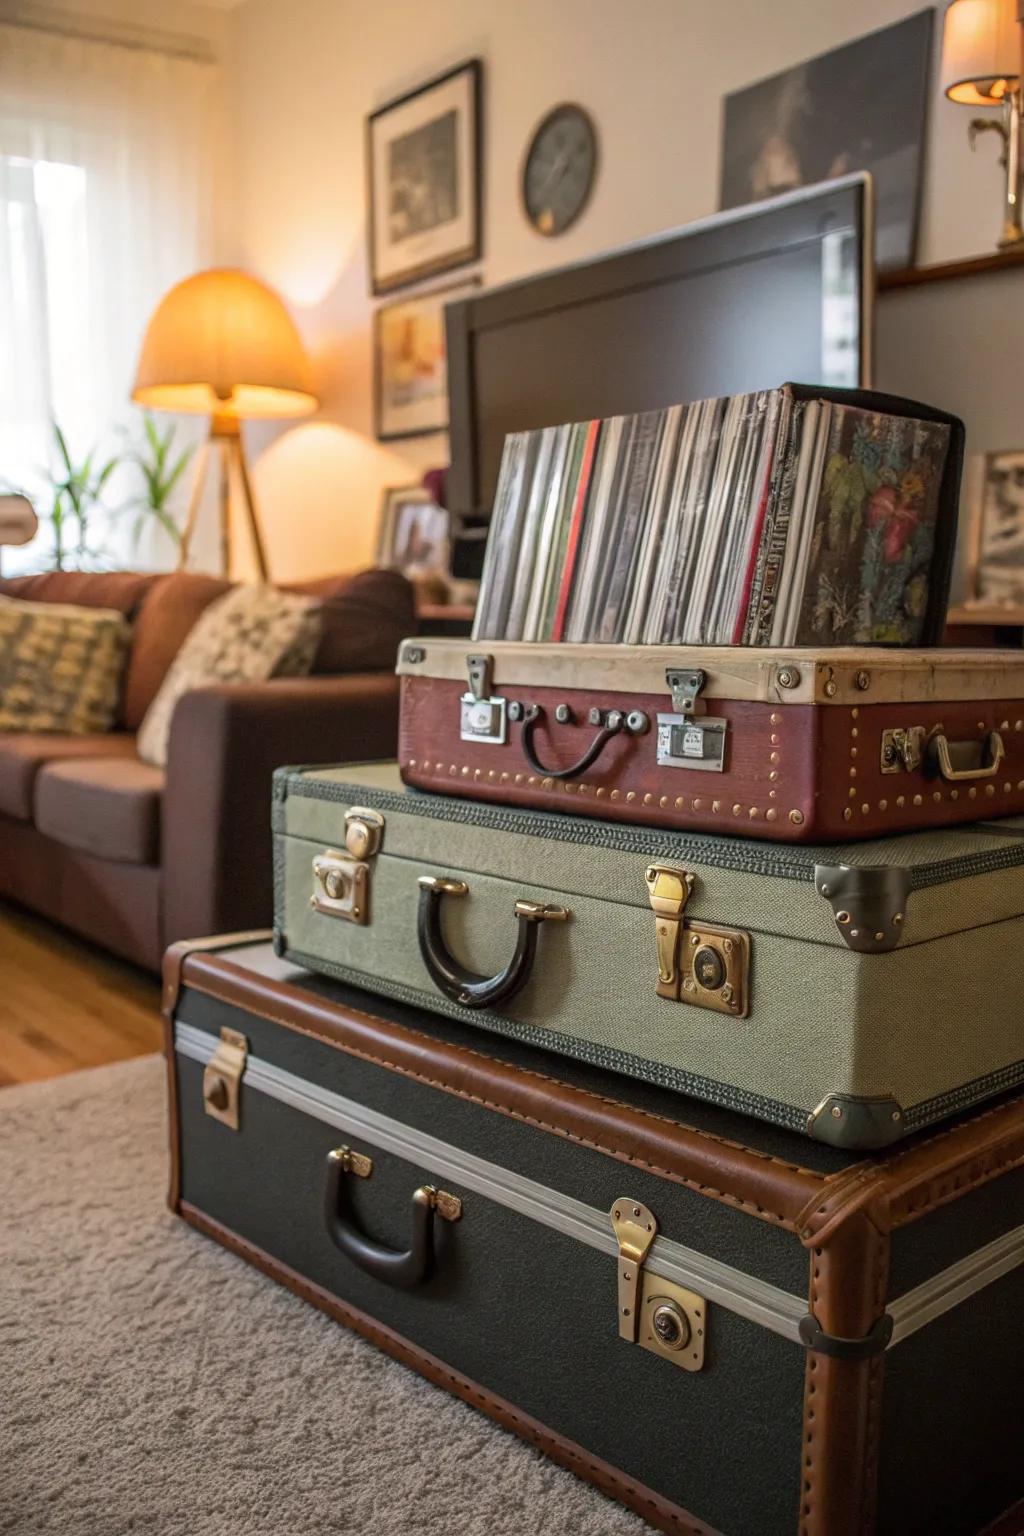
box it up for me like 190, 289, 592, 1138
942, 0, 1021, 104
132, 268, 318, 420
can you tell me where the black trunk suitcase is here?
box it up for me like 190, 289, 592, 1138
164, 936, 1024, 1536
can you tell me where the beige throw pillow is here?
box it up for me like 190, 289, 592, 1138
0, 595, 131, 734
136, 584, 323, 767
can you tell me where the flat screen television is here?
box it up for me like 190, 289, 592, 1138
445, 173, 874, 576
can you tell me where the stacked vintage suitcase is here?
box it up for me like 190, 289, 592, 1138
165, 386, 1024, 1536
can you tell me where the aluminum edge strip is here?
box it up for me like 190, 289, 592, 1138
887, 1223, 1024, 1346
175, 1023, 805, 1343
176, 1025, 1024, 1348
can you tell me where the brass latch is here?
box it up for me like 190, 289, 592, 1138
880, 726, 926, 774
311, 807, 384, 925
611, 1198, 706, 1372
644, 864, 750, 1017
203, 1026, 248, 1130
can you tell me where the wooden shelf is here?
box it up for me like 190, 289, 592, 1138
880, 244, 1024, 291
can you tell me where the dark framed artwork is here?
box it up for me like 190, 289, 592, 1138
366, 59, 482, 295
374, 277, 480, 440
376, 484, 450, 581
719, 10, 933, 271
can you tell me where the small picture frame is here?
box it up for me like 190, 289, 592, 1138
964, 449, 1024, 618
366, 59, 482, 296
377, 484, 450, 582
374, 278, 480, 440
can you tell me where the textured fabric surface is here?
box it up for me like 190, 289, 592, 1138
276, 764, 1024, 1127
34, 754, 163, 864
0, 596, 131, 734
122, 571, 232, 729
0, 732, 137, 822
136, 585, 322, 767
0, 1057, 645, 1536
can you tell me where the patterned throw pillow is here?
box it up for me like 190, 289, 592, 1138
136, 584, 323, 767
0, 596, 131, 734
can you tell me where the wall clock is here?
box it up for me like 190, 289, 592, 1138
521, 104, 598, 237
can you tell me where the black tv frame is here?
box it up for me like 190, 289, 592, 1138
445, 173, 874, 576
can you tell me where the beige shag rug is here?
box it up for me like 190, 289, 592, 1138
0, 1055, 645, 1536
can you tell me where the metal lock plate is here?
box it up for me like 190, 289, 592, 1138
203, 1026, 248, 1130
645, 865, 750, 1015
610, 1196, 706, 1373
679, 921, 751, 1018
460, 693, 507, 744
311, 849, 370, 924
656, 713, 728, 772
880, 726, 925, 774
638, 1277, 706, 1373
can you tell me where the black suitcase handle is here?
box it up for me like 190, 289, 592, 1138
520, 703, 623, 780
323, 1146, 461, 1289
416, 874, 569, 1010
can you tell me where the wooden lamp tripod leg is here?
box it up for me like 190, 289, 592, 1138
177, 436, 211, 571
231, 433, 270, 581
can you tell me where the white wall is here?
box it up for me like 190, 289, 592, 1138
225, 0, 1011, 581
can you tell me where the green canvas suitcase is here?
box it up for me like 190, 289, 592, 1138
272, 763, 1024, 1150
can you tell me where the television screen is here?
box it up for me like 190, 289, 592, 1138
445, 174, 873, 575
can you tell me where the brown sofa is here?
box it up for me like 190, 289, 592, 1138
0, 567, 413, 969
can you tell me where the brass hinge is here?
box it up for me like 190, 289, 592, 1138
203, 1027, 248, 1130
644, 864, 750, 1016
610, 1198, 706, 1372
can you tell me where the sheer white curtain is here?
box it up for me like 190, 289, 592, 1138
0, 23, 222, 573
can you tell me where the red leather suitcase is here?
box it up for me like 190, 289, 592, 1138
397, 638, 1024, 842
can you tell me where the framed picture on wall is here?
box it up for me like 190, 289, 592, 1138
377, 484, 450, 581
963, 449, 1024, 616
374, 277, 480, 440
366, 59, 482, 295
719, 10, 933, 271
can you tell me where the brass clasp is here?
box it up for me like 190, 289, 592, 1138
644, 863, 695, 997
310, 808, 384, 926
610, 1197, 706, 1371
203, 1027, 248, 1130
645, 864, 751, 1017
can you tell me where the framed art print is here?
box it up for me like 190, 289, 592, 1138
374, 277, 480, 440
376, 484, 450, 581
720, 11, 932, 271
367, 59, 482, 295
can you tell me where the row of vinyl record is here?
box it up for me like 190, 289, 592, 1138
472, 384, 952, 649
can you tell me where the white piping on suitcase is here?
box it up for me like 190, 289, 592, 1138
175, 1023, 1024, 1351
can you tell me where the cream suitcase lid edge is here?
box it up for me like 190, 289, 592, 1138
395, 637, 1024, 708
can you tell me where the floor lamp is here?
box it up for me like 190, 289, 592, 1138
131, 268, 318, 579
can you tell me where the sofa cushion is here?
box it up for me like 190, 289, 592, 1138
0, 596, 132, 734
122, 572, 232, 729
290, 568, 416, 674
0, 732, 138, 822
0, 570, 160, 617
136, 584, 323, 767
34, 755, 164, 864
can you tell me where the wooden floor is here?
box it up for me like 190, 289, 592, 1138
0, 901, 162, 1086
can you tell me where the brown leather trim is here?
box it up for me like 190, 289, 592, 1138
795, 1093, 1024, 1249
175, 949, 825, 1232
161, 931, 273, 1021
177, 1202, 717, 1536
799, 1214, 890, 1536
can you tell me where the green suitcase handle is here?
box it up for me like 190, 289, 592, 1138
417, 875, 569, 1010
324, 1146, 461, 1289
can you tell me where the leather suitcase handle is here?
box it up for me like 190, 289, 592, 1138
417, 875, 569, 1011
520, 703, 622, 780
323, 1147, 460, 1289
927, 728, 1005, 782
